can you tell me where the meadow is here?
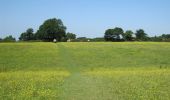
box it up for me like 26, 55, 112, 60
0, 42, 170, 100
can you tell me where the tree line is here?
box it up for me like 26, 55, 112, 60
104, 27, 170, 42
0, 18, 170, 42
19, 18, 75, 42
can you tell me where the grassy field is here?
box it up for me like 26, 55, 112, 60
0, 42, 170, 100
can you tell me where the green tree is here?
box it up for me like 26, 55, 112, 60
161, 34, 170, 42
66, 32, 76, 40
19, 28, 35, 41
135, 29, 148, 41
150, 34, 170, 42
104, 27, 124, 41
150, 36, 162, 42
124, 30, 134, 41
19, 33, 27, 41
26, 28, 34, 39
36, 18, 66, 42
3, 35, 16, 42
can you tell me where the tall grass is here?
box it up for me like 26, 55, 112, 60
0, 42, 170, 99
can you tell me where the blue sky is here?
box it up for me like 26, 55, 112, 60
0, 0, 170, 39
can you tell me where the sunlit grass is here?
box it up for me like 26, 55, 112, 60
0, 70, 70, 99
84, 68, 170, 76
0, 42, 170, 99
83, 68, 170, 100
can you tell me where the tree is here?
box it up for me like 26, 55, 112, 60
19, 33, 26, 41
150, 36, 162, 42
3, 35, 16, 42
124, 30, 134, 41
26, 28, 34, 40
0, 38, 2, 42
104, 27, 124, 41
161, 34, 170, 42
19, 28, 35, 41
66, 32, 76, 40
150, 34, 170, 42
162, 34, 170, 38
135, 29, 148, 41
36, 18, 66, 42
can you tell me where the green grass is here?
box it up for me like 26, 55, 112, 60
0, 71, 70, 99
0, 42, 170, 100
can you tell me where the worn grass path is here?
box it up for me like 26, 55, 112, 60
59, 73, 117, 100
57, 44, 113, 100
56, 43, 170, 100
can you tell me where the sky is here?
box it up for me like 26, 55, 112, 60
0, 0, 170, 39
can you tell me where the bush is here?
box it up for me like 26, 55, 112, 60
1, 35, 16, 42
